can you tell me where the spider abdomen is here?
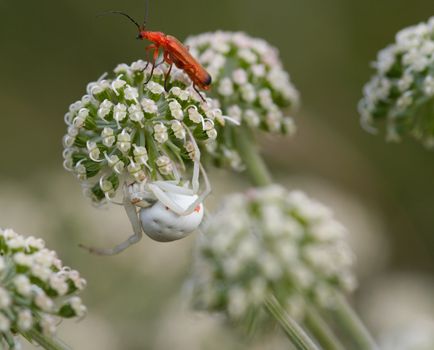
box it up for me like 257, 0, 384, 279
139, 193, 204, 242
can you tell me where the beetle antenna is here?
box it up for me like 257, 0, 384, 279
99, 11, 142, 31
143, 0, 150, 27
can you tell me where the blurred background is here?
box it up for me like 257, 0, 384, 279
1, 0, 433, 348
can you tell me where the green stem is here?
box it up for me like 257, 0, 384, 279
332, 294, 378, 350
235, 128, 378, 349
234, 127, 272, 187
264, 295, 319, 350
22, 329, 72, 350
305, 306, 345, 350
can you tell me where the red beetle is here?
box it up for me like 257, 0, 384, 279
108, 10, 212, 100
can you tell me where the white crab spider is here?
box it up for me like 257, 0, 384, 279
80, 126, 210, 255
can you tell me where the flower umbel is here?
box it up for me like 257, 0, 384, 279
186, 31, 299, 170
190, 186, 356, 328
0, 228, 86, 349
359, 17, 434, 147
63, 60, 223, 205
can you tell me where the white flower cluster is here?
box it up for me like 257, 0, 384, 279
359, 17, 434, 147
0, 228, 86, 348
186, 31, 299, 170
190, 186, 356, 326
63, 60, 224, 203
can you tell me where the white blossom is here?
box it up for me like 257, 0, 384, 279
17, 310, 33, 330
190, 186, 356, 326
0, 228, 87, 347
360, 16, 434, 146
185, 31, 299, 170
63, 60, 224, 204
113, 103, 127, 124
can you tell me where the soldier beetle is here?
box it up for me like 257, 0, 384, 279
105, 4, 212, 101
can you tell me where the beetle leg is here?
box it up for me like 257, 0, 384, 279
193, 84, 206, 102
79, 198, 143, 255
144, 45, 161, 84
162, 51, 173, 91
142, 44, 158, 71
164, 63, 173, 92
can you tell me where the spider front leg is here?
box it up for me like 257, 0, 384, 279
147, 163, 210, 217
183, 123, 201, 193
79, 199, 143, 256
180, 128, 212, 214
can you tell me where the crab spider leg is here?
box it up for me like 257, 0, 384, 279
99, 176, 124, 206
152, 181, 194, 195
175, 163, 211, 215
149, 162, 211, 216
172, 161, 182, 183
147, 183, 188, 215
79, 199, 143, 256
183, 123, 201, 193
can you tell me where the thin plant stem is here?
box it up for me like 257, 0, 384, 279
305, 306, 345, 350
22, 329, 72, 350
234, 127, 272, 187
264, 295, 320, 350
331, 294, 378, 350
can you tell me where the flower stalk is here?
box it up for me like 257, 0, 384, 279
235, 127, 272, 187
22, 329, 71, 350
0, 228, 87, 349
305, 306, 345, 350
234, 129, 378, 350
332, 294, 378, 350
264, 295, 319, 350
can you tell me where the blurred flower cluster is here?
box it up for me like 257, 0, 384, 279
63, 60, 225, 204
0, 228, 86, 348
359, 17, 434, 146
186, 31, 299, 170
190, 185, 356, 329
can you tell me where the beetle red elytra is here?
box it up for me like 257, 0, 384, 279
104, 4, 212, 101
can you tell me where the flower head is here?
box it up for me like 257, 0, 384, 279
186, 31, 300, 170
359, 17, 434, 147
63, 60, 224, 204
190, 186, 356, 327
0, 228, 86, 348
